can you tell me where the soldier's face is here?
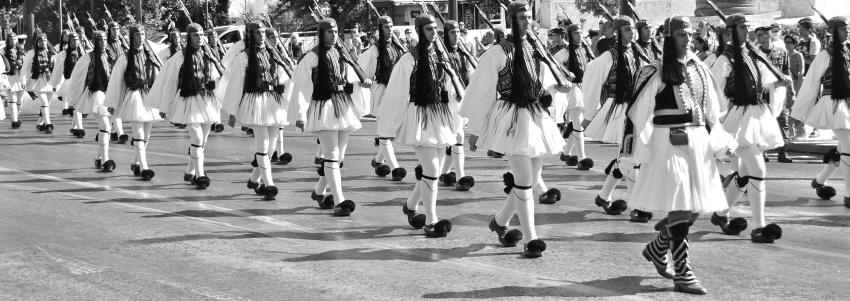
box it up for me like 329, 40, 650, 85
252, 28, 266, 47
381, 23, 392, 38
422, 23, 437, 43
620, 25, 636, 44
448, 28, 460, 45
95, 35, 106, 49
323, 26, 338, 46
673, 29, 693, 57
68, 36, 78, 48
188, 32, 202, 48
37, 36, 47, 49
514, 11, 532, 33
571, 30, 582, 44
132, 31, 145, 49
838, 25, 850, 42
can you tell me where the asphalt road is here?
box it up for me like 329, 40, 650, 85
1, 104, 848, 300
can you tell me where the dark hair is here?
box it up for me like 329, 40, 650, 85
729, 25, 750, 103
313, 27, 334, 100
661, 37, 684, 85
614, 28, 633, 104
510, 15, 534, 104
831, 26, 849, 100
784, 34, 798, 45
694, 36, 708, 52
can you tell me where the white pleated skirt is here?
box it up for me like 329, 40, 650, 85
478, 100, 565, 158
396, 102, 461, 147
115, 90, 161, 122
721, 103, 784, 151
74, 91, 110, 116
798, 95, 850, 130
371, 83, 388, 118
305, 94, 362, 132
566, 84, 585, 110
26, 75, 52, 93
630, 126, 729, 214
586, 98, 628, 144
166, 92, 221, 124
235, 92, 289, 127
550, 92, 569, 124
6, 74, 25, 92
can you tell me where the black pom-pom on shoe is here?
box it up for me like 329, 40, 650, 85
375, 164, 391, 177
594, 195, 626, 215
278, 153, 293, 165
74, 129, 85, 138
195, 176, 211, 190
424, 220, 452, 238
751, 223, 782, 243
117, 134, 129, 144
184, 173, 195, 182
319, 195, 335, 209
538, 188, 561, 204
577, 158, 594, 170
43, 124, 54, 134
523, 239, 547, 258
371, 158, 381, 168
629, 209, 653, 223
488, 218, 522, 247
333, 200, 356, 216
101, 160, 116, 172
215, 124, 224, 132
391, 167, 406, 181
455, 176, 475, 191
402, 204, 426, 229
140, 169, 155, 181
812, 179, 836, 200
439, 172, 457, 186
263, 186, 278, 201
559, 153, 569, 162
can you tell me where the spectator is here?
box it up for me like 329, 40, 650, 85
756, 25, 793, 163
785, 34, 806, 139
796, 17, 822, 71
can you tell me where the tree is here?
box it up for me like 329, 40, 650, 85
268, 0, 368, 33
574, 0, 621, 18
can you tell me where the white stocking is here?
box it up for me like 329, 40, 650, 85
414, 146, 441, 224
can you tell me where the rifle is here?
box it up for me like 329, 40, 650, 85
259, 15, 296, 76
72, 12, 94, 50
412, 1, 466, 96
176, 0, 194, 24
594, 0, 614, 22
472, 4, 495, 30
490, 0, 573, 87
365, 0, 408, 52
808, 0, 830, 24
86, 12, 104, 31
425, 1, 478, 68
706, 0, 794, 95
555, 3, 596, 59
103, 5, 114, 23
311, 0, 370, 83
